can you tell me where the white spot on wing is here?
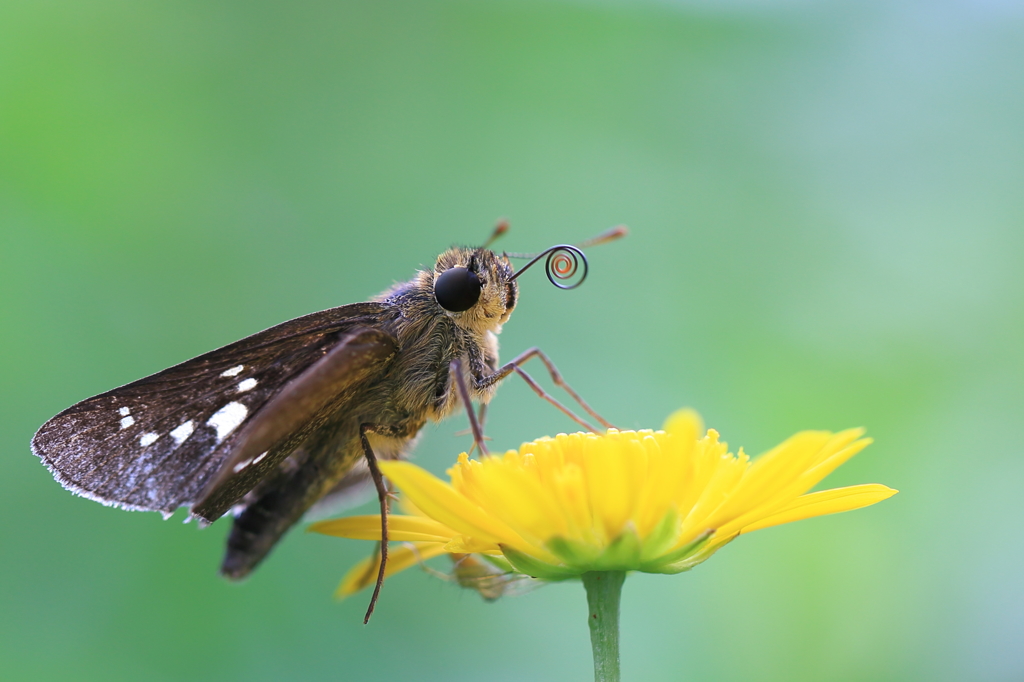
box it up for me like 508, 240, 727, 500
207, 402, 248, 442
253, 451, 268, 465
139, 432, 159, 447
119, 407, 131, 416
221, 365, 244, 377
232, 457, 253, 473
237, 378, 257, 392
170, 420, 194, 445
119, 415, 135, 429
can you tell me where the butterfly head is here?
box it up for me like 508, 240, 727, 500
432, 247, 517, 333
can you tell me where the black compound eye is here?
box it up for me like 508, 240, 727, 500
434, 267, 481, 312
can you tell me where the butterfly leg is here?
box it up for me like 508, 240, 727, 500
467, 347, 608, 433
452, 405, 492, 455
511, 366, 599, 432
358, 422, 408, 624
470, 403, 490, 456
505, 347, 616, 429
450, 358, 489, 455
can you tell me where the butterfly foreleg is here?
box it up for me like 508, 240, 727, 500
504, 347, 615, 429
466, 346, 613, 433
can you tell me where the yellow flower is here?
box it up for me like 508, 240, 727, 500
310, 410, 896, 593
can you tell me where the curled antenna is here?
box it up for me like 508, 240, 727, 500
508, 244, 588, 289
506, 224, 627, 290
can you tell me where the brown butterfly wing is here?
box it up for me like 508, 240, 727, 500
31, 303, 394, 517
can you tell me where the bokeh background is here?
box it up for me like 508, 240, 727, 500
2, 1, 1022, 680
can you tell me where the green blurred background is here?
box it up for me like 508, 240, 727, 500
2, 1, 1022, 680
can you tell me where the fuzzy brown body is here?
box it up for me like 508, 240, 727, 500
32, 246, 518, 579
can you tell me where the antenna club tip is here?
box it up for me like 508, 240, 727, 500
483, 219, 510, 249
576, 225, 629, 249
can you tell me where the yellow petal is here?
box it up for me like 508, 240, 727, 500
585, 435, 640, 542
456, 454, 570, 546
380, 460, 541, 556
727, 431, 838, 511
739, 484, 898, 534
309, 514, 455, 543
703, 430, 864, 534
674, 429, 738, 529
794, 435, 873, 493
442, 537, 504, 554
663, 408, 703, 440
336, 542, 448, 597
632, 433, 684, 538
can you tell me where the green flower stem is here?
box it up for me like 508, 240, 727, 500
582, 571, 626, 682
